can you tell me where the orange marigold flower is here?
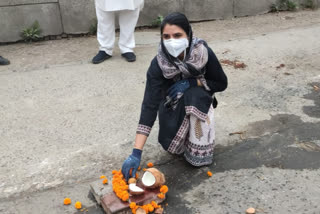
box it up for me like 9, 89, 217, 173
63, 198, 71, 205
100, 175, 106, 179
102, 178, 108, 184
160, 185, 169, 194
74, 201, 82, 209
148, 204, 154, 212
143, 168, 147, 171
157, 193, 165, 199
147, 162, 154, 167
142, 205, 149, 213
151, 201, 158, 208
130, 202, 137, 209
119, 185, 128, 191
121, 193, 129, 201
135, 173, 139, 179
112, 170, 118, 175
207, 171, 213, 177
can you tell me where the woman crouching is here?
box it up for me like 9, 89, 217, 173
122, 12, 228, 180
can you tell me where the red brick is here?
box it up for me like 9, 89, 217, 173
101, 182, 165, 214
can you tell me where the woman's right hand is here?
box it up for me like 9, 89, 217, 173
121, 148, 142, 181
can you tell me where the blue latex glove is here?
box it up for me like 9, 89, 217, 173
121, 148, 142, 181
167, 78, 197, 100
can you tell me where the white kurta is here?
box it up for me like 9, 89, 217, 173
95, 0, 144, 11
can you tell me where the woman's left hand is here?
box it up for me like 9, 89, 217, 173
167, 78, 197, 100
121, 148, 142, 181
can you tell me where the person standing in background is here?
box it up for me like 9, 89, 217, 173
92, 0, 144, 64
0, 56, 10, 65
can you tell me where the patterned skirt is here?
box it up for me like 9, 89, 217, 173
158, 87, 215, 167
167, 105, 215, 166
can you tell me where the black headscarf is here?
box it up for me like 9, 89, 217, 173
160, 12, 193, 69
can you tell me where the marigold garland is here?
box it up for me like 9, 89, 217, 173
112, 169, 167, 213
130, 200, 161, 214
112, 169, 130, 202
130, 202, 136, 209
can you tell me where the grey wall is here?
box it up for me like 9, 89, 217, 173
0, 0, 318, 43
0, 3, 63, 42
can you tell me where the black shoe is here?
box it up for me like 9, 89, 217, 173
121, 52, 136, 62
92, 51, 112, 64
0, 56, 10, 65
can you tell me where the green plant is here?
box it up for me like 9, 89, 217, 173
270, 0, 297, 12
89, 18, 98, 35
151, 15, 164, 27
270, 3, 279, 12
304, 0, 316, 9
21, 20, 42, 42
286, 0, 297, 11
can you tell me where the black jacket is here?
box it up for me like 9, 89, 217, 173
137, 46, 228, 136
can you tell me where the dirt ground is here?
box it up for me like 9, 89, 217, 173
0, 9, 320, 214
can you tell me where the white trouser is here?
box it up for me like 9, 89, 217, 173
96, 6, 140, 55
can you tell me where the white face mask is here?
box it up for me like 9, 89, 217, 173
163, 38, 189, 58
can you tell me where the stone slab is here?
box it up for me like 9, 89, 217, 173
101, 182, 165, 214
0, 0, 57, 7
184, 0, 233, 21
90, 179, 113, 205
0, 3, 63, 42
59, 0, 96, 34
234, 0, 277, 17
91, 179, 165, 214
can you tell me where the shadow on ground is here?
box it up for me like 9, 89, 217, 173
303, 82, 320, 118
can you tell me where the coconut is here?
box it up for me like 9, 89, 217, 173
128, 178, 137, 184
136, 207, 146, 214
154, 207, 164, 214
128, 183, 144, 195
246, 207, 256, 214
141, 168, 165, 189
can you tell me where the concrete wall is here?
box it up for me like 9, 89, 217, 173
0, 0, 318, 43
234, 0, 276, 17
59, 0, 96, 34
0, 0, 58, 6
0, 3, 63, 42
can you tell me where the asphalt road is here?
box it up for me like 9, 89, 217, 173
0, 10, 319, 214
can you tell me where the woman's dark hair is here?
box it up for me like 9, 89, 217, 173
160, 12, 193, 67
160, 12, 193, 42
